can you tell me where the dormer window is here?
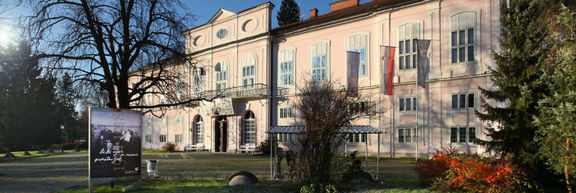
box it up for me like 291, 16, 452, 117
216, 28, 228, 39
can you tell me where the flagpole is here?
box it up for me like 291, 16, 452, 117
415, 40, 419, 161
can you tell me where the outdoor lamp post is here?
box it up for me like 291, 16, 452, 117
60, 125, 64, 152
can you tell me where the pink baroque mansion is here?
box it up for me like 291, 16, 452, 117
140, 0, 503, 157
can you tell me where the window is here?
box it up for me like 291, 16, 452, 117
398, 128, 421, 143
215, 61, 228, 90
145, 135, 152, 143
145, 94, 153, 105
279, 107, 295, 119
278, 134, 294, 143
175, 134, 182, 143
242, 111, 256, 145
241, 54, 256, 88
159, 134, 167, 143
310, 42, 330, 81
347, 133, 367, 143
279, 49, 295, 86
399, 97, 417, 111
216, 28, 228, 39
451, 93, 475, 109
350, 101, 370, 115
450, 12, 476, 64
347, 34, 369, 75
193, 116, 204, 144
145, 117, 153, 130
175, 116, 183, 126
450, 127, 476, 144
193, 67, 206, 93
398, 23, 420, 70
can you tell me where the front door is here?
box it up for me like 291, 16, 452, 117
214, 116, 228, 152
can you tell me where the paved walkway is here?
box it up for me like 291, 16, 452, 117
0, 151, 88, 193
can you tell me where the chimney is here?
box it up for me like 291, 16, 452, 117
310, 8, 318, 18
330, 0, 359, 12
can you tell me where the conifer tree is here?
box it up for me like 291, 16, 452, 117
534, 5, 576, 193
277, 0, 301, 26
477, 0, 550, 167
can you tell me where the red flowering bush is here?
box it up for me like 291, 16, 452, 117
415, 147, 456, 185
416, 149, 536, 192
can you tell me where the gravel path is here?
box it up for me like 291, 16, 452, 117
0, 151, 88, 193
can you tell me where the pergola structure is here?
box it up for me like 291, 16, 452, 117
267, 125, 383, 179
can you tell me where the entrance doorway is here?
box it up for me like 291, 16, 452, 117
214, 116, 228, 152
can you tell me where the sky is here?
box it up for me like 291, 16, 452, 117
0, 0, 371, 47
181, 0, 370, 28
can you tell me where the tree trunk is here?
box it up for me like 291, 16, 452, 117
567, 138, 573, 193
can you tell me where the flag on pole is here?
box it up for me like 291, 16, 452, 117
416, 39, 431, 88
380, 46, 395, 95
347, 51, 360, 97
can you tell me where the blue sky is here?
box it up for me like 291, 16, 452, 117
183, 0, 370, 28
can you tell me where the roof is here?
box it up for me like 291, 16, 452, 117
272, 0, 423, 34
268, 125, 382, 134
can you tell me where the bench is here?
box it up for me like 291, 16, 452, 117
184, 144, 205, 152
239, 144, 257, 154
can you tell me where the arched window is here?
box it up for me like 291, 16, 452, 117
193, 67, 206, 93
450, 12, 477, 64
278, 48, 295, 86
347, 34, 369, 76
193, 116, 203, 144
397, 23, 421, 70
241, 54, 257, 88
310, 41, 330, 81
242, 111, 256, 145
215, 61, 228, 90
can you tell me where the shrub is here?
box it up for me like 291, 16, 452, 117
415, 147, 456, 185
257, 139, 271, 155
161, 142, 177, 152
416, 149, 537, 193
62, 142, 81, 150
0, 146, 9, 154
299, 184, 338, 193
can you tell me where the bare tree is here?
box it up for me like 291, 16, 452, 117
288, 79, 379, 184
26, 0, 204, 110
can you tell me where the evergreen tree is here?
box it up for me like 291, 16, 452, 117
277, 0, 301, 26
477, 0, 550, 167
534, 5, 576, 193
0, 42, 62, 150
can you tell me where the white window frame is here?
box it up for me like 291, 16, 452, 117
397, 128, 421, 144
450, 126, 476, 144
175, 134, 183, 143
242, 111, 256, 145
159, 134, 167, 143
347, 133, 367, 143
399, 97, 417, 112
346, 33, 370, 76
215, 61, 228, 91
278, 133, 294, 143
450, 11, 477, 64
350, 100, 370, 116
397, 22, 421, 70
145, 134, 152, 143
451, 93, 475, 110
193, 116, 204, 144
241, 54, 257, 88
279, 106, 295, 119
310, 41, 330, 81
278, 48, 295, 86
193, 66, 206, 93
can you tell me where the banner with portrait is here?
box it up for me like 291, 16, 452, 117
89, 108, 142, 178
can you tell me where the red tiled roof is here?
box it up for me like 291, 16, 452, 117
272, 0, 423, 33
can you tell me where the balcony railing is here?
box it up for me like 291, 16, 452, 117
188, 83, 270, 101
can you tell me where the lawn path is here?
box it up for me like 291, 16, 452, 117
0, 151, 88, 193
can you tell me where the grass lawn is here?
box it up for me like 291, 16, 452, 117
62, 151, 427, 192
0, 151, 56, 161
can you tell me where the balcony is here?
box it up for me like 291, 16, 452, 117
187, 83, 270, 103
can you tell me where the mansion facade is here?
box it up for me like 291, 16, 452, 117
141, 0, 502, 157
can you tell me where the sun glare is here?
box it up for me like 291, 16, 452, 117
0, 26, 16, 47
